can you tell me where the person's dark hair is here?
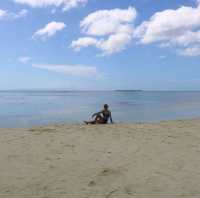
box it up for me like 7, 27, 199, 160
104, 104, 109, 109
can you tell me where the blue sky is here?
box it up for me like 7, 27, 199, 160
0, 0, 200, 90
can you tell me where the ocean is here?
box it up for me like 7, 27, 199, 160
0, 90, 200, 128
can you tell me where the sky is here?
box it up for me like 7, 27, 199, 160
0, 0, 200, 90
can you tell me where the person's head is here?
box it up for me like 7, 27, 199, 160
104, 104, 109, 110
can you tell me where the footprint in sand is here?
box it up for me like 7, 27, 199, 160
49, 165, 55, 169
99, 168, 115, 176
64, 144, 76, 148
124, 186, 135, 196
88, 180, 96, 187
29, 128, 55, 135
87, 168, 119, 188
99, 167, 123, 177
105, 189, 119, 198
45, 157, 51, 161
86, 167, 126, 198
93, 167, 123, 186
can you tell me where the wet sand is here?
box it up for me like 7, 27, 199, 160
1, 119, 200, 198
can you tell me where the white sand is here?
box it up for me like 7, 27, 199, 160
1, 119, 200, 198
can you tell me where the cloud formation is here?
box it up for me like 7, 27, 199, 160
18, 56, 31, 63
71, 7, 137, 55
0, 9, 7, 19
33, 21, 66, 40
0, 8, 28, 20
179, 46, 200, 57
32, 63, 98, 77
134, 1, 200, 56
14, 9, 28, 18
13, 0, 88, 11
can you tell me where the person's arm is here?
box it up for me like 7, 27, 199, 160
110, 111, 114, 123
92, 111, 102, 118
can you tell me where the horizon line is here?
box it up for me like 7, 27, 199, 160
1, 89, 200, 92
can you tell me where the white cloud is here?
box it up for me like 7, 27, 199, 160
80, 7, 136, 36
0, 9, 7, 19
102, 32, 133, 54
18, 56, 31, 63
172, 30, 200, 46
71, 37, 98, 51
14, 9, 28, 18
134, 2, 200, 56
13, 0, 88, 11
134, 5, 200, 44
71, 7, 137, 55
33, 21, 66, 40
32, 63, 98, 77
71, 33, 133, 55
0, 8, 28, 20
179, 46, 200, 56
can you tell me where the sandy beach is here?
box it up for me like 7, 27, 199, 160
1, 119, 200, 198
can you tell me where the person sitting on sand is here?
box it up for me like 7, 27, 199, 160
84, 104, 113, 124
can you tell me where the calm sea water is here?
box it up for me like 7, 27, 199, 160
0, 91, 200, 128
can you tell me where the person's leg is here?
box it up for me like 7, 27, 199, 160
84, 115, 104, 125
95, 115, 106, 124
84, 121, 96, 125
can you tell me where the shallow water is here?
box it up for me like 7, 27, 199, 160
0, 91, 200, 128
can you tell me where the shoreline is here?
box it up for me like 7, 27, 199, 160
0, 117, 200, 129
1, 118, 200, 197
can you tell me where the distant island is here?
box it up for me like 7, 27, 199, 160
115, 90, 143, 92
